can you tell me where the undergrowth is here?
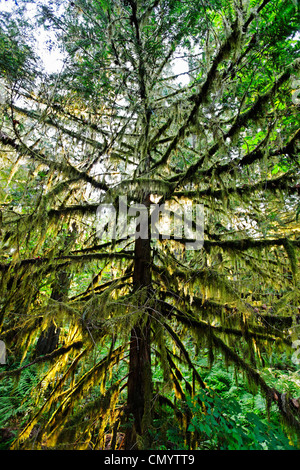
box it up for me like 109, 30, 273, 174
0, 350, 299, 450
149, 352, 300, 450
0, 364, 39, 449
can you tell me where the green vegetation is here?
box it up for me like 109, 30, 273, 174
0, 0, 299, 451
1, 350, 299, 450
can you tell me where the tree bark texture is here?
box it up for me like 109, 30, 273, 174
125, 195, 152, 449
35, 269, 70, 356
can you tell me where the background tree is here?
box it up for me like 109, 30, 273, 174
0, 0, 299, 450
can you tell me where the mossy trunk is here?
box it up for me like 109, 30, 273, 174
126, 315, 152, 449
35, 320, 60, 356
35, 269, 70, 356
125, 195, 153, 450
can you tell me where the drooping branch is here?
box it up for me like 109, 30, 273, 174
0, 251, 134, 272
173, 169, 300, 201
10, 104, 107, 151
160, 319, 206, 388
0, 340, 83, 381
211, 333, 300, 433
150, 23, 243, 172
180, 72, 299, 185
0, 131, 109, 192
165, 301, 300, 432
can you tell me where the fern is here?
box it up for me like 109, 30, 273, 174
0, 366, 39, 448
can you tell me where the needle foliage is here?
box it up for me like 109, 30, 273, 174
0, 0, 299, 450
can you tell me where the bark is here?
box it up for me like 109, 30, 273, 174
125, 195, 153, 450
35, 321, 60, 356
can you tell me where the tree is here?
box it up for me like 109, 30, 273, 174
0, 0, 299, 450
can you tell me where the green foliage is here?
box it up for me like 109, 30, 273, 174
200, 360, 300, 450
0, 0, 299, 451
185, 390, 296, 450
0, 9, 37, 82
150, 358, 300, 450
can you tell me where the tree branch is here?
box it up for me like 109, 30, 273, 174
0, 340, 83, 380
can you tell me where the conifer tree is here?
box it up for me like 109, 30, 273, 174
0, 0, 299, 449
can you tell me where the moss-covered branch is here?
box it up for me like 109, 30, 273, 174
0, 251, 134, 272
0, 340, 83, 381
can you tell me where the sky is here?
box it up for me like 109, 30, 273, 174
1, 0, 66, 73
0, 0, 190, 81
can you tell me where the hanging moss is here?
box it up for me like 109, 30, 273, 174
0, 0, 299, 450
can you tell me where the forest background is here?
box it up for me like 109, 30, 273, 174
0, 0, 300, 451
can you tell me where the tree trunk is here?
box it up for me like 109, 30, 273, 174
35, 269, 70, 356
125, 196, 152, 449
35, 320, 60, 356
